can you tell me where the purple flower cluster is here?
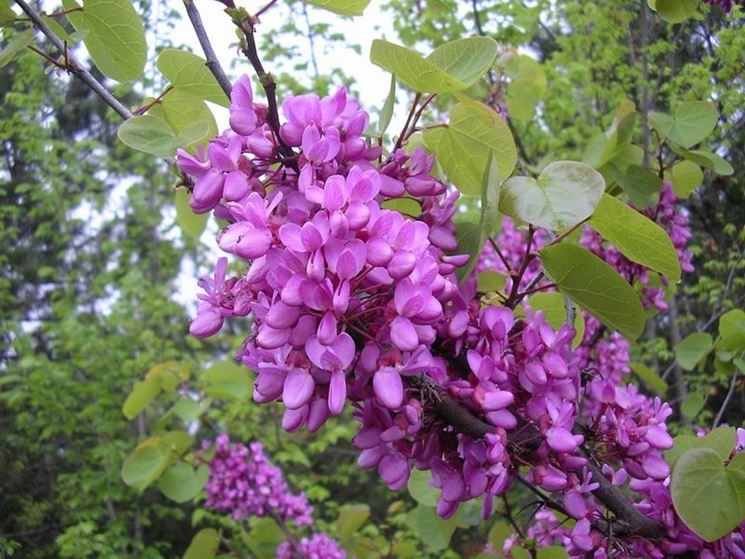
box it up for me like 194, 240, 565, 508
179, 75, 743, 557
580, 183, 693, 311
203, 434, 313, 525
276, 533, 347, 559
703, 0, 743, 12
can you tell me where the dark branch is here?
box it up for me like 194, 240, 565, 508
231, 13, 295, 160
183, 0, 233, 100
429, 390, 664, 540
15, 0, 133, 120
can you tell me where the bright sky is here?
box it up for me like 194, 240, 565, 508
172, 1, 406, 128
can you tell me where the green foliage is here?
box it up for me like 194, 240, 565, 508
528, 292, 585, 347
499, 161, 604, 230
675, 332, 713, 370
423, 100, 516, 195
183, 528, 219, 559
302, 0, 371, 16
157, 49, 230, 107
541, 244, 645, 339
670, 449, 745, 542
589, 193, 681, 280
0, 27, 32, 68
117, 114, 209, 157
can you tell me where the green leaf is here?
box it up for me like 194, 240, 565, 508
118, 115, 179, 158
158, 463, 209, 503
675, 332, 713, 370
487, 521, 512, 550
162, 430, 193, 455
377, 73, 396, 136
301, 0, 370, 15
718, 310, 745, 353
246, 517, 286, 558
414, 505, 460, 551
122, 377, 161, 420
500, 161, 605, 230
175, 190, 208, 240
540, 244, 645, 340
589, 193, 681, 280
202, 360, 252, 400
157, 49, 230, 107
654, 0, 699, 22
0, 27, 33, 69
121, 439, 172, 491
458, 151, 501, 281
650, 101, 718, 149
0, 3, 16, 26
171, 398, 202, 422
631, 362, 668, 394
425, 37, 498, 89
149, 89, 217, 148
423, 100, 516, 195
614, 164, 662, 207
527, 291, 585, 348
671, 447, 745, 542
478, 270, 507, 293
75, 0, 146, 82
407, 469, 440, 507
538, 547, 569, 559
681, 391, 705, 420
666, 427, 736, 466
671, 160, 704, 198
504, 55, 547, 122
336, 504, 370, 540
381, 196, 421, 217
685, 149, 733, 176
370, 39, 460, 93
183, 528, 219, 559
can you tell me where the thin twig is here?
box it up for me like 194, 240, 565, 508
231, 13, 295, 160
394, 92, 422, 152
14, 0, 133, 120
183, 0, 233, 100
712, 370, 739, 429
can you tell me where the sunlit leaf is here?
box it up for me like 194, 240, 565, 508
302, 0, 370, 15
157, 49, 229, 107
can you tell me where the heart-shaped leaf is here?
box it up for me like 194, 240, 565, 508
671, 448, 745, 542
675, 332, 713, 370
666, 427, 736, 466
500, 161, 605, 230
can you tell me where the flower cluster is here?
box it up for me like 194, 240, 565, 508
203, 435, 346, 559
180, 75, 742, 557
203, 434, 313, 525
276, 533, 346, 559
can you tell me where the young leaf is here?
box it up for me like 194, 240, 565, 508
158, 463, 209, 503
121, 439, 172, 491
370, 39, 462, 93
675, 332, 713, 370
0, 27, 33, 68
540, 244, 645, 340
183, 528, 219, 559
681, 391, 705, 420
717, 310, 745, 353
528, 291, 585, 348
407, 469, 440, 507
654, 0, 699, 23
500, 161, 605, 230
79, 0, 147, 82
122, 377, 161, 420
425, 37, 498, 88
650, 101, 718, 149
457, 151, 501, 281
631, 362, 668, 394
157, 49, 230, 107
175, 190, 208, 240
202, 360, 252, 400
118, 115, 179, 158
423, 100, 516, 195
671, 160, 704, 198
377, 73, 396, 136
301, 0, 370, 16
670, 448, 745, 542
589, 193, 681, 281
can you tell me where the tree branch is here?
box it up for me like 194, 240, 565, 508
429, 390, 664, 540
15, 0, 133, 120
183, 0, 233, 100
231, 13, 295, 160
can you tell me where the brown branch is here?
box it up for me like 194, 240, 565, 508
231, 12, 295, 161
429, 390, 664, 540
15, 0, 133, 120
183, 0, 233, 100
